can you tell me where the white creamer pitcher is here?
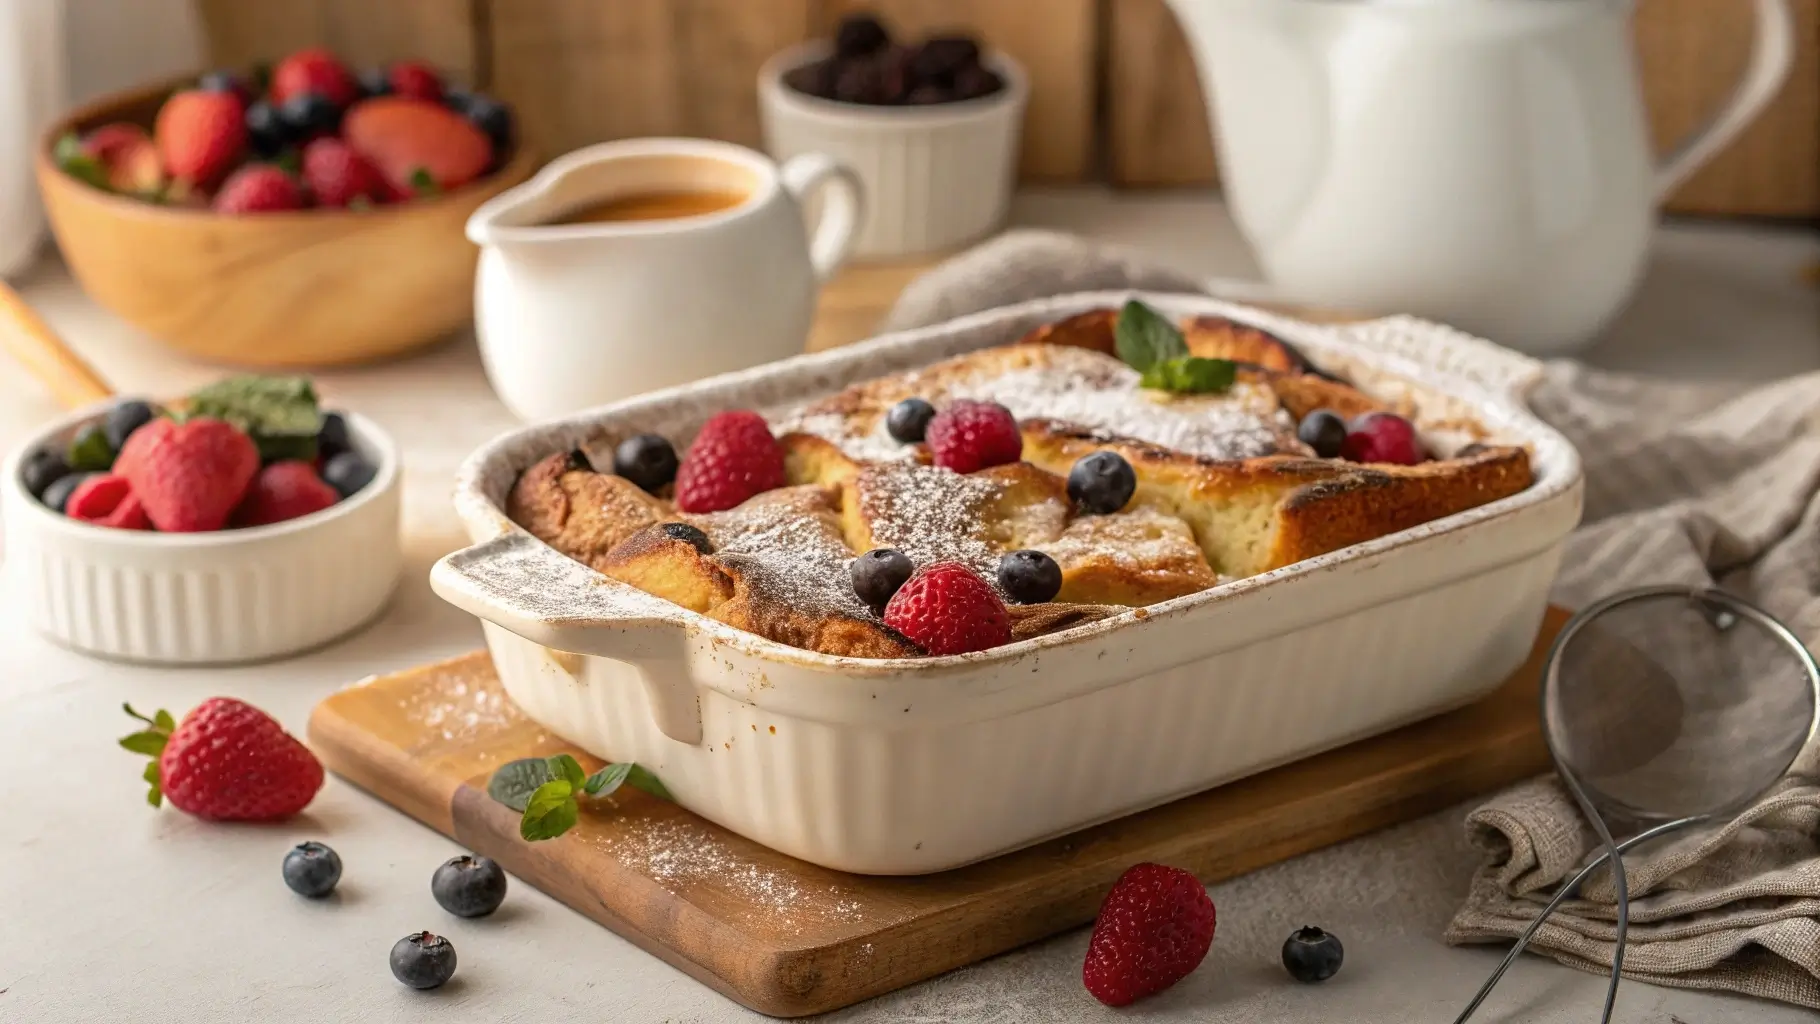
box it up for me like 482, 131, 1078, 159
1166, 0, 1796, 353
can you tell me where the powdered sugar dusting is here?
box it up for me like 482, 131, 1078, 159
395, 662, 524, 742
785, 410, 913, 463
696, 491, 871, 618
857, 462, 1003, 579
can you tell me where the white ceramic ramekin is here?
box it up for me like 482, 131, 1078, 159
432, 292, 1585, 875
759, 42, 1027, 258
1, 408, 402, 664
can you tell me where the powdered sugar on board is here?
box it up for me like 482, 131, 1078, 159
391, 659, 525, 744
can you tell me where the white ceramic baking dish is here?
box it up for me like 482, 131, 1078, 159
431, 292, 1584, 875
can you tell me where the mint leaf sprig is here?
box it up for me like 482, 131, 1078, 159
1114, 299, 1236, 396
184, 374, 324, 462
487, 754, 673, 841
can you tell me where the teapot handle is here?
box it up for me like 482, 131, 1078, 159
1652, 0, 1796, 199
780, 152, 864, 284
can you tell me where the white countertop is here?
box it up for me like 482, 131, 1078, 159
2, 193, 1816, 1023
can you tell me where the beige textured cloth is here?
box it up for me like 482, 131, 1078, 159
887, 230, 1820, 1010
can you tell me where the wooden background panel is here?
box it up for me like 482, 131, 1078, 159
1636, 0, 1820, 217
194, 0, 478, 84
486, 0, 812, 157
1105, 0, 1217, 188
819, 0, 1097, 180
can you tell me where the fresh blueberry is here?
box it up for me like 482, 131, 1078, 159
357, 66, 392, 98
1067, 451, 1136, 515
316, 411, 351, 461
431, 854, 508, 918
278, 92, 341, 139
851, 548, 914, 609
21, 448, 70, 498
322, 451, 376, 499
65, 423, 115, 472
244, 100, 292, 157
461, 94, 514, 153
282, 841, 342, 898
834, 13, 891, 58
442, 87, 474, 115
908, 36, 981, 86
1296, 408, 1348, 459
659, 522, 713, 554
1281, 925, 1343, 983
613, 434, 678, 493
390, 931, 457, 989
40, 471, 94, 513
197, 70, 250, 103
103, 399, 157, 452
886, 398, 937, 444
998, 549, 1062, 604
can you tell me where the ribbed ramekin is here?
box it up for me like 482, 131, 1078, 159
759, 42, 1027, 258
2, 406, 401, 664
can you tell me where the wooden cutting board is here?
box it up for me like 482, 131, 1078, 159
307, 607, 1565, 1018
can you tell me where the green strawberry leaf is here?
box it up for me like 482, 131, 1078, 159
546, 753, 587, 791
1138, 355, 1237, 395
121, 703, 173, 808
583, 762, 631, 798
624, 764, 673, 802
272, 150, 302, 175
486, 757, 556, 813
185, 375, 324, 460
519, 779, 578, 841
54, 133, 109, 191
1115, 299, 1189, 374
142, 761, 163, 808
409, 168, 439, 196
66, 424, 114, 472
118, 730, 168, 757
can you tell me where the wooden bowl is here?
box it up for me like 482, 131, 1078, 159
36, 77, 536, 368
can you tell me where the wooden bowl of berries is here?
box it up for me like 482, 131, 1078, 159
35, 48, 535, 368
758, 12, 1027, 258
2, 368, 402, 664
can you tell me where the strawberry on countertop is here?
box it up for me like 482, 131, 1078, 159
1082, 863, 1218, 1006
120, 699, 324, 821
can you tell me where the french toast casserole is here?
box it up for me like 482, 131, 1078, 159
503, 302, 1534, 660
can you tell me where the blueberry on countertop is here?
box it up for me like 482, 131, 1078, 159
40, 472, 94, 513
998, 549, 1062, 605
1296, 408, 1348, 459
66, 423, 115, 472
282, 841, 342, 898
21, 449, 71, 498
886, 398, 937, 444
614, 434, 679, 493
1067, 451, 1136, 515
660, 522, 713, 555
322, 451, 376, 499
851, 548, 914, 609
431, 854, 508, 918
1281, 925, 1343, 983
316, 411, 351, 461
390, 931, 457, 989
103, 399, 157, 452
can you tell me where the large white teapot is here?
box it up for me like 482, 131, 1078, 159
1167, 0, 1796, 353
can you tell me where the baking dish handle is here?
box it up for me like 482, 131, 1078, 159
1325, 315, 1548, 404
429, 533, 704, 745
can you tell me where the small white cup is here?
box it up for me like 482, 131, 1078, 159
467, 138, 864, 422
759, 42, 1027, 259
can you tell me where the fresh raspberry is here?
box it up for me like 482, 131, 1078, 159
388, 60, 444, 103
301, 137, 385, 208
925, 400, 1022, 474
64, 473, 151, 530
120, 699, 324, 821
881, 560, 1011, 655
153, 89, 246, 187
673, 410, 785, 513
1340, 412, 1426, 465
114, 417, 260, 532
341, 96, 493, 194
1082, 863, 1218, 1006
213, 165, 306, 214
271, 47, 358, 108
235, 460, 341, 527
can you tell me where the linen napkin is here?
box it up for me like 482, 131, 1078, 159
884, 229, 1820, 1010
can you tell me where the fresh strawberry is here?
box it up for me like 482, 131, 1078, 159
213, 165, 306, 214
300, 137, 385, 208
1341, 412, 1426, 465
64, 473, 151, 530
154, 89, 246, 187
82, 123, 165, 195
341, 96, 493, 193
1082, 863, 1218, 1006
114, 417, 260, 532
235, 460, 340, 526
925, 400, 1022, 474
673, 410, 786, 513
271, 47, 358, 108
881, 560, 1011, 655
120, 699, 324, 821
387, 60, 444, 103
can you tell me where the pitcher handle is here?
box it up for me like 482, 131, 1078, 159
1651, 0, 1796, 199
780, 152, 864, 283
